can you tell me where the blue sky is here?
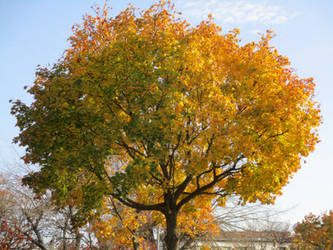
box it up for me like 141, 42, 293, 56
1, 0, 332, 225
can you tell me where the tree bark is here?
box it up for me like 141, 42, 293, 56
165, 211, 179, 250
132, 237, 139, 250
74, 227, 81, 250
62, 215, 68, 250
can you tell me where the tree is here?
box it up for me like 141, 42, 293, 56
0, 174, 33, 249
0, 172, 100, 250
293, 210, 333, 249
0, 173, 50, 249
11, 1, 321, 249
93, 196, 291, 249
93, 194, 219, 249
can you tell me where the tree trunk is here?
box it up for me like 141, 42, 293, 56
62, 217, 68, 250
165, 212, 179, 250
74, 228, 81, 250
131, 237, 139, 250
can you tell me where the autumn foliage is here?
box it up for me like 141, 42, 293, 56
93, 195, 219, 248
11, 1, 321, 249
293, 210, 333, 250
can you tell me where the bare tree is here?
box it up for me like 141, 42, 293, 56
185, 198, 292, 249
0, 171, 100, 249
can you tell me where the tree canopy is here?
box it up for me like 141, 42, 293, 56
293, 210, 333, 249
11, 1, 321, 249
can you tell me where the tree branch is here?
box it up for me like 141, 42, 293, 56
174, 175, 193, 201
112, 195, 164, 212
176, 156, 244, 210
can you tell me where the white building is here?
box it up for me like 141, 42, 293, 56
189, 231, 291, 250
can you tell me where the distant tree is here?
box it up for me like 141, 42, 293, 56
0, 174, 49, 249
11, 1, 321, 249
293, 210, 333, 250
0, 219, 33, 250
0, 173, 99, 250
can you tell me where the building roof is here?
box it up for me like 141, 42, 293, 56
214, 230, 291, 244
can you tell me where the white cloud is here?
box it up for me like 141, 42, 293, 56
176, 0, 298, 25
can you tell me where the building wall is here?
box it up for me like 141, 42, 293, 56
191, 241, 290, 250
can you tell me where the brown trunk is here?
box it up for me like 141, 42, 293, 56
164, 212, 179, 250
74, 227, 81, 250
132, 237, 139, 250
